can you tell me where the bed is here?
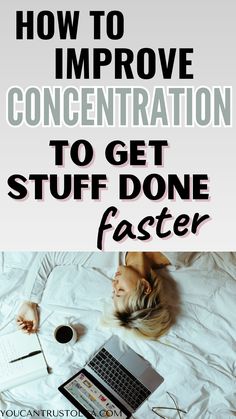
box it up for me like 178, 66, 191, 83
0, 252, 235, 418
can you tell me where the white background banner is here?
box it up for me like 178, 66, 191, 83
0, 1, 235, 250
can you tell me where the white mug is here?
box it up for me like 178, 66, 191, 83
54, 324, 77, 345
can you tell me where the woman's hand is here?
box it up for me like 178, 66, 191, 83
16, 301, 39, 334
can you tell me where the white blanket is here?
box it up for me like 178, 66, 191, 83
0, 252, 235, 418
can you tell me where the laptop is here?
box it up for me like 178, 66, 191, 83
58, 336, 164, 418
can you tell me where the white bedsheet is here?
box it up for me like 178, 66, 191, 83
0, 252, 235, 418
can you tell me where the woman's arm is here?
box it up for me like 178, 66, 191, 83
125, 252, 170, 278
143, 252, 171, 269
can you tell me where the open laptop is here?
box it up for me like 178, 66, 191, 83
58, 336, 164, 418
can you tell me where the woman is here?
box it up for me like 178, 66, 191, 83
17, 251, 178, 339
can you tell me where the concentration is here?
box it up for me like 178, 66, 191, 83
7, 86, 231, 127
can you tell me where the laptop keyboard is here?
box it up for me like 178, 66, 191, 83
88, 348, 151, 410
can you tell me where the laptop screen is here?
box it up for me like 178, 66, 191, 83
59, 369, 130, 419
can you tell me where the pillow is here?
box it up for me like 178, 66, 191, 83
2, 252, 36, 272
42, 265, 113, 311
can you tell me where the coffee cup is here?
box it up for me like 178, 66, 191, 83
54, 324, 77, 345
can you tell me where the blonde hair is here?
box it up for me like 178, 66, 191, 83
112, 269, 176, 339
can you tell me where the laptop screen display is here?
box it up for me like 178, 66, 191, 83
62, 370, 129, 419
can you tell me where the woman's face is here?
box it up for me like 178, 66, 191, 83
112, 265, 142, 302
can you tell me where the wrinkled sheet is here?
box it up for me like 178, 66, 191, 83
0, 252, 235, 418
